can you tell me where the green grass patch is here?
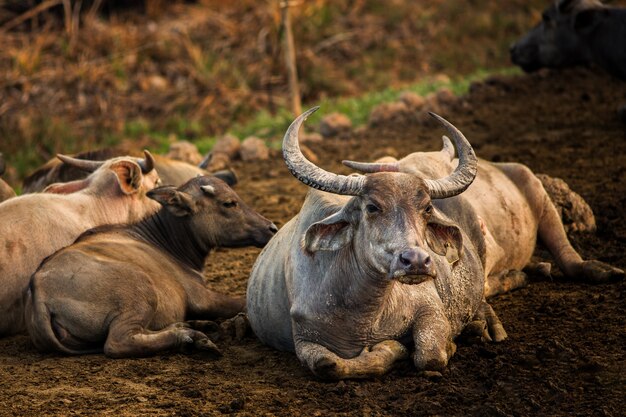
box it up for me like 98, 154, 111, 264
227, 67, 521, 144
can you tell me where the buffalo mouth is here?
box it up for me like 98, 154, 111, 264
391, 270, 436, 285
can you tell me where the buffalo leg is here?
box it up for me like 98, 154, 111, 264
295, 339, 408, 380
408, 285, 457, 372
470, 299, 507, 342
184, 280, 245, 319
538, 192, 624, 283
104, 318, 220, 358
484, 269, 528, 298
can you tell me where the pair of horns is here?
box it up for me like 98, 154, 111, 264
283, 107, 477, 200
56, 150, 155, 174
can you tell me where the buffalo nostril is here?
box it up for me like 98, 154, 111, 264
399, 251, 415, 267
269, 223, 278, 233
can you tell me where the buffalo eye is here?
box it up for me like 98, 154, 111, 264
424, 204, 433, 215
222, 200, 237, 208
365, 203, 380, 214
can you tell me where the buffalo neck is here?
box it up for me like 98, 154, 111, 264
325, 245, 394, 314
130, 209, 211, 271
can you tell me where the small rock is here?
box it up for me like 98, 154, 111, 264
319, 112, 352, 137
139, 75, 168, 91
420, 370, 443, 381
368, 101, 410, 127
136, 396, 148, 403
165, 140, 203, 165
423, 93, 443, 114
240, 137, 269, 161
230, 397, 245, 411
300, 132, 323, 144
435, 88, 457, 107
201, 152, 231, 172
399, 91, 425, 110
212, 134, 241, 159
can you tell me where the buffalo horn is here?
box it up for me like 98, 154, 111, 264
423, 113, 477, 199
283, 107, 366, 196
56, 154, 105, 172
137, 150, 155, 174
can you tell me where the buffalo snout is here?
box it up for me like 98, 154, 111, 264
391, 247, 436, 285
250, 219, 278, 248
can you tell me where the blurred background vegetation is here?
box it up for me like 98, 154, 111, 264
0, 0, 549, 182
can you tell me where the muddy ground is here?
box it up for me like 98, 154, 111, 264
1, 68, 625, 416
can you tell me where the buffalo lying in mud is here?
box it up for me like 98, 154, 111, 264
511, 0, 626, 80
0, 152, 161, 337
247, 107, 624, 379
27, 175, 277, 357
22, 148, 237, 193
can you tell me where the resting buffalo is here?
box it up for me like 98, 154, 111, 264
510, 0, 626, 80
22, 148, 237, 193
0, 153, 16, 203
26, 175, 277, 357
0, 152, 160, 337
247, 108, 623, 379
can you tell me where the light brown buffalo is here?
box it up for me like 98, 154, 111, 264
0, 152, 160, 336
26, 175, 277, 357
22, 148, 237, 193
0, 153, 16, 203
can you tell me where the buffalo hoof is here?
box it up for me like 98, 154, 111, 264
194, 337, 222, 357
311, 355, 343, 380
459, 320, 491, 343
413, 340, 454, 372
370, 339, 410, 360
220, 312, 249, 341
176, 327, 221, 356
581, 260, 625, 284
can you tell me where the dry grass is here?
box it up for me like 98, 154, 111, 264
0, 0, 561, 184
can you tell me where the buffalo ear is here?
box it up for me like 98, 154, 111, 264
110, 161, 143, 195
573, 8, 605, 34
303, 210, 354, 253
147, 186, 196, 217
426, 221, 463, 265
43, 179, 90, 194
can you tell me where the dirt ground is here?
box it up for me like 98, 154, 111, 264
1, 68, 625, 416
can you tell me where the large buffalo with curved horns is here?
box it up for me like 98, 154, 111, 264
246, 108, 623, 379
0, 151, 161, 337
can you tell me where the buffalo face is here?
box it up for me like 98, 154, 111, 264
303, 173, 464, 285
510, 0, 603, 72
148, 176, 277, 249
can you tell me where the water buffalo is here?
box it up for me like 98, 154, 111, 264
22, 148, 237, 193
26, 175, 277, 357
246, 108, 623, 379
510, 0, 626, 80
0, 153, 16, 203
0, 152, 160, 337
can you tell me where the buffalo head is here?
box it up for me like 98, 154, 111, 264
147, 175, 277, 249
43, 150, 161, 196
284, 107, 476, 285
510, 0, 607, 72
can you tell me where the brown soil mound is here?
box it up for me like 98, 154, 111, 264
1, 68, 625, 416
